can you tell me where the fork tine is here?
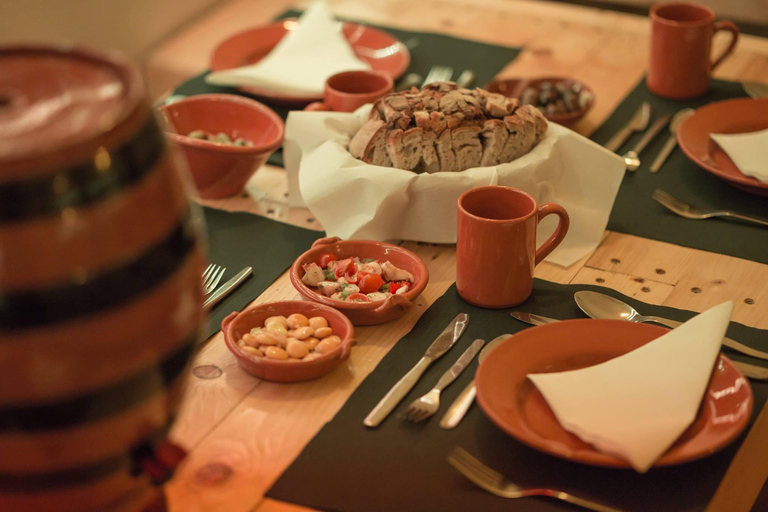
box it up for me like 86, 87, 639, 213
202, 266, 218, 290
202, 263, 214, 280
448, 448, 506, 494
451, 447, 505, 484
209, 266, 226, 290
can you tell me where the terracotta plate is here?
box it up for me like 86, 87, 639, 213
475, 319, 753, 468
677, 98, 768, 196
210, 20, 410, 105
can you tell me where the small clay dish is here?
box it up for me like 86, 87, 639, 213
485, 77, 595, 124
222, 301, 355, 382
290, 237, 429, 326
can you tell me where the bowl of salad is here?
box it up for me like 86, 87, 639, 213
290, 237, 429, 325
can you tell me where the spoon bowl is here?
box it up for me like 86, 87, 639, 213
574, 291, 648, 323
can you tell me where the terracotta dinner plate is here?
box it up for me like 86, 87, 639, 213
677, 98, 768, 196
475, 319, 753, 468
210, 19, 410, 105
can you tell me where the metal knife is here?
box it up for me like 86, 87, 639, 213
364, 313, 470, 427
743, 81, 768, 99
202, 266, 252, 309
604, 102, 652, 153
440, 333, 512, 430
510, 311, 768, 381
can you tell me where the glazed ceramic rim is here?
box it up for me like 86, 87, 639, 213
326, 70, 394, 98
458, 185, 539, 225
290, 239, 429, 311
651, 2, 715, 27
159, 93, 285, 154
223, 300, 355, 368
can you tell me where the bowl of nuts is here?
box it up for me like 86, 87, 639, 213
158, 93, 284, 198
485, 77, 594, 124
222, 300, 355, 382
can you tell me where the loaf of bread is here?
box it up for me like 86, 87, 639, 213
349, 81, 548, 173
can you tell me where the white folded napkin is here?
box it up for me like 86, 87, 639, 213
711, 129, 768, 183
528, 301, 734, 473
205, 0, 370, 96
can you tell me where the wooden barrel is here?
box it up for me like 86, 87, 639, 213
0, 46, 205, 511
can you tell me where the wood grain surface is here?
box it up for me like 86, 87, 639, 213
144, 1, 768, 510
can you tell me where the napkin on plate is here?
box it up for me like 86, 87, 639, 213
205, 0, 370, 96
711, 129, 768, 183
528, 301, 734, 473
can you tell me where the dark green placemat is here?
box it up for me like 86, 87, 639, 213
267, 280, 768, 512
171, 9, 522, 167
200, 206, 322, 339
591, 78, 768, 264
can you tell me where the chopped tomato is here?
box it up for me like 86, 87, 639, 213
318, 253, 338, 268
389, 281, 409, 294
333, 258, 358, 283
358, 272, 385, 294
346, 293, 370, 302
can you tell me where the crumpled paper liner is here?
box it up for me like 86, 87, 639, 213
284, 105, 625, 267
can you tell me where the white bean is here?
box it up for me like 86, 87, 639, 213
242, 346, 264, 357
266, 322, 288, 334
308, 316, 329, 329
242, 333, 259, 347
264, 315, 288, 327
314, 327, 333, 339
292, 326, 315, 340
286, 340, 310, 359
265, 346, 289, 360
286, 313, 309, 329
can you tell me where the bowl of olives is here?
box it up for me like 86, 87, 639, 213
485, 77, 594, 124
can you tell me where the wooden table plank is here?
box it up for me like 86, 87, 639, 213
143, 1, 768, 511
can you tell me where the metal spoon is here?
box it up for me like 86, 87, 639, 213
439, 333, 512, 430
622, 115, 670, 171
743, 81, 768, 99
649, 109, 695, 173
574, 291, 768, 361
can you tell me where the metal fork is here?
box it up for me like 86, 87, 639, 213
422, 65, 453, 86
652, 189, 768, 228
447, 447, 621, 512
202, 264, 226, 295
403, 339, 485, 422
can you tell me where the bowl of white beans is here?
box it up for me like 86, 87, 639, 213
222, 300, 355, 382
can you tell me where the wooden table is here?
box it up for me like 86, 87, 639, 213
146, 1, 768, 510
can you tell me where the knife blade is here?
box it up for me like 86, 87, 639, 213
364, 313, 469, 427
604, 102, 652, 153
202, 266, 252, 309
510, 311, 558, 326
440, 333, 512, 430
510, 311, 768, 381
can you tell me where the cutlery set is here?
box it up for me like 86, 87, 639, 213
201, 264, 254, 310
608, 102, 691, 174
396, 65, 475, 91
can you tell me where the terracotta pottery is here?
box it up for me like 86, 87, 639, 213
158, 93, 284, 199
484, 76, 595, 124
647, 2, 739, 99
305, 70, 394, 112
456, 186, 569, 308
0, 45, 206, 511
222, 301, 356, 382
290, 237, 429, 325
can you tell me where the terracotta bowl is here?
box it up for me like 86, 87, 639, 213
485, 77, 595, 124
158, 93, 284, 198
222, 301, 355, 382
290, 237, 429, 325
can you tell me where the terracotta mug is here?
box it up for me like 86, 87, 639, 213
305, 70, 394, 112
456, 186, 569, 308
647, 2, 739, 99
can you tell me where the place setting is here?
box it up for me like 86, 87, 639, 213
3, 1, 768, 511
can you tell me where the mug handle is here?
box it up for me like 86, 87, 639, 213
711, 21, 739, 71
534, 203, 570, 265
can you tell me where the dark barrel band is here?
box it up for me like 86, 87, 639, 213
0, 333, 194, 432
0, 118, 164, 223
0, 216, 197, 330
0, 425, 173, 492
